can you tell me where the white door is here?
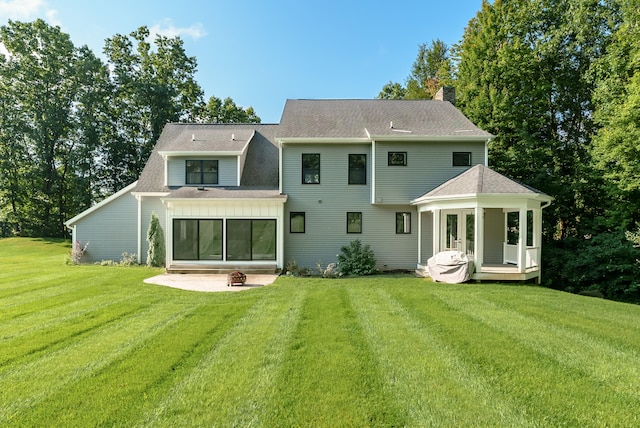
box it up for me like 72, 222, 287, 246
442, 210, 475, 256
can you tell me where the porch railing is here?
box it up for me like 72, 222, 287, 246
503, 244, 539, 268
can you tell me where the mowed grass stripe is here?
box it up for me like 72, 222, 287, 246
348, 279, 532, 427
13, 296, 258, 427
0, 297, 148, 368
478, 286, 640, 348
435, 287, 640, 390
139, 283, 308, 426
266, 279, 406, 427
409, 283, 640, 426
0, 302, 190, 424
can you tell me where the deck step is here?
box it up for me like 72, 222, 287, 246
167, 264, 277, 275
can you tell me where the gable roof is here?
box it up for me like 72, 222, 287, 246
277, 99, 493, 140
66, 181, 138, 227
412, 164, 552, 203
135, 123, 280, 193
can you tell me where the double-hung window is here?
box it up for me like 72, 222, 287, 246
302, 154, 320, 184
348, 154, 366, 185
347, 212, 362, 234
290, 212, 305, 233
186, 160, 218, 185
396, 212, 411, 234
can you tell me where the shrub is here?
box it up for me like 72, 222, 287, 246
67, 241, 89, 265
285, 259, 311, 277
545, 229, 640, 302
146, 213, 165, 267
316, 262, 340, 278
337, 240, 377, 276
120, 252, 138, 266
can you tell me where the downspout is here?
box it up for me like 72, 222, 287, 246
136, 195, 142, 264
278, 141, 283, 194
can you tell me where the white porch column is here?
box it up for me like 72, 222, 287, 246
533, 207, 543, 281
518, 207, 527, 273
417, 209, 422, 266
474, 207, 484, 272
433, 209, 441, 256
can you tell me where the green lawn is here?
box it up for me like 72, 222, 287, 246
1, 237, 639, 427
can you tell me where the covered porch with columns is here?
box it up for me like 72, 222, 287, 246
411, 165, 553, 283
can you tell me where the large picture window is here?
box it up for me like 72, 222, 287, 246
348, 154, 366, 185
347, 212, 362, 234
173, 219, 223, 260
302, 153, 320, 184
227, 219, 276, 261
186, 160, 218, 185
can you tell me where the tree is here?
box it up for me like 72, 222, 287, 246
377, 39, 453, 100
591, 0, 640, 227
0, 19, 107, 237
146, 212, 165, 267
198, 95, 261, 123
455, 0, 617, 241
377, 82, 406, 100
102, 27, 205, 193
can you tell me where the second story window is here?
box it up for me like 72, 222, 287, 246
453, 152, 471, 166
388, 151, 407, 166
302, 153, 320, 184
186, 160, 218, 185
348, 154, 366, 185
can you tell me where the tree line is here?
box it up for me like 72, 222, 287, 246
0, 19, 259, 238
380, 0, 639, 301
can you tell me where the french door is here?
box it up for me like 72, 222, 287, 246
442, 210, 475, 256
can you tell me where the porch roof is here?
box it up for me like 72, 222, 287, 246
411, 165, 552, 205
163, 186, 286, 201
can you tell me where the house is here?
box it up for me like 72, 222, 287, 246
65, 88, 552, 281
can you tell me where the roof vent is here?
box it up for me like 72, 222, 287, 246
191, 134, 195, 141
389, 121, 393, 129
231, 133, 235, 141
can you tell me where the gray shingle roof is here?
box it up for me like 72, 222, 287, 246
135, 100, 494, 197
164, 186, 286, 200
417, 164, 550, 199
277, 99, 493, 139
135, 123, 280, 193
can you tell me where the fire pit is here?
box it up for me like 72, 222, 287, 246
226, 271, 247, 287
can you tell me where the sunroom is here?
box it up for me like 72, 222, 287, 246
412, 165, 553, 282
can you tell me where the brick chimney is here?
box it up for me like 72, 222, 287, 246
434, 86, 455, 105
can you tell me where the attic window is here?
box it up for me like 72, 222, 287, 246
186, 160, 218, 185
388, 152, 407, 166
453, 152, 471, 167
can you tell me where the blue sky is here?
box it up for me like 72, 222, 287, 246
0, 0, 483, 123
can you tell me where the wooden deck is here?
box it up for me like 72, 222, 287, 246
416, 263, 540, 283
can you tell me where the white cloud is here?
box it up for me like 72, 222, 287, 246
0, 0, 43, 19
148, 18, 207, 41
0, 0, 60, 26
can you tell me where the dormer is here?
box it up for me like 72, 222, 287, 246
158, 128, 254, 187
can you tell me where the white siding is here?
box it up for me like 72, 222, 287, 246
374, 141, 486, 204
281, 143, 418, 270
72, 191, 138, 263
